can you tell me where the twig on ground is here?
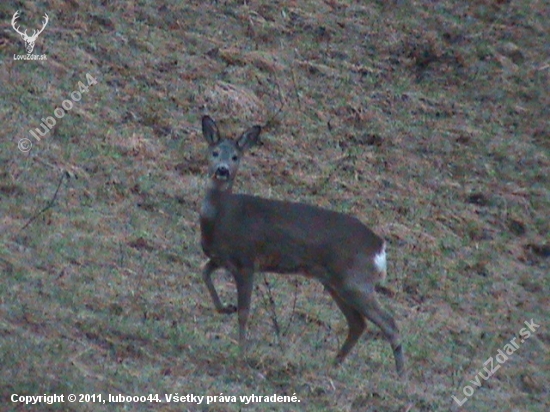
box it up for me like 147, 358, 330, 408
20, 171, 68, 232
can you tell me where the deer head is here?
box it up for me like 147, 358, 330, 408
12, 11, 49, 54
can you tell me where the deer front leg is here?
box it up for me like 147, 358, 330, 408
233, 268, 254, 355
202, 260, 237, 314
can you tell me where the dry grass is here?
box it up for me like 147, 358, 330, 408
0, 0, 548, 411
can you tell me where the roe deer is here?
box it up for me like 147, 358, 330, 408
199, 115, 404, 375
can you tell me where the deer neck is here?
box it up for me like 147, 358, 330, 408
200, 179, 233, 257
200, 177, 233, 221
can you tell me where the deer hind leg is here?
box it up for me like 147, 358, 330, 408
202, 260, 237, 314
340, 282, 405, 375
325, 286, 366, 364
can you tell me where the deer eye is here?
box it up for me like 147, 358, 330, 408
232, 155, 238, 161
212, 151, 219, 157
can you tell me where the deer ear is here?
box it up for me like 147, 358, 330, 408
202, 116, 220, 145
237, 125, 261, 151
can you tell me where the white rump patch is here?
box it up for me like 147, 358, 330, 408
374, 243, 387, 274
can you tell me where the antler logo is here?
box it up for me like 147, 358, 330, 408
11, 10, 49, 54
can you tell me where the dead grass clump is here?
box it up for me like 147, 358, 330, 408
202, 81, 266, 125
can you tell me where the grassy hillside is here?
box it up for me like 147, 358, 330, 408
1, 0, 548, 411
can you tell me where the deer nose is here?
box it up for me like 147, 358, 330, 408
215, 165, 230, 179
